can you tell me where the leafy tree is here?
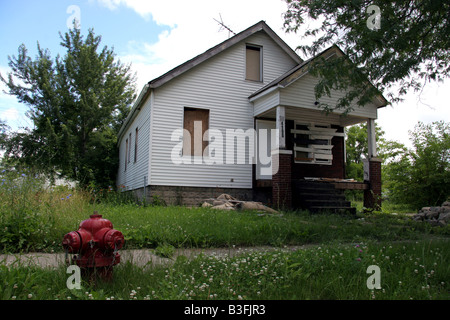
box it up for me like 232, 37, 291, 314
283, 0, 450, 114
0, 28, 136, 187
384, 121, 450, 209
345, 122, 385, 181
0, 120, 9, 148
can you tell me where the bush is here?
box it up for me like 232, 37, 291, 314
384, 121, 450, 209
0, 167, 91, 252
0, 168, 51, 251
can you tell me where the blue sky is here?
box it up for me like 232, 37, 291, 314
0, 0, 449, 147
0, 0, 168, 64
0, 0, 171, 129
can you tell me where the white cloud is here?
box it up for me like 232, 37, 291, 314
96, 0, 123, 11
99, 0, 305, 91
378, 79, 450, 148
0, 65, 32, 131
105, 0, 450, 148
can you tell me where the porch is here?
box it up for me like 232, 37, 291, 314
252, 105, 384, 213
248, 51, 386, 212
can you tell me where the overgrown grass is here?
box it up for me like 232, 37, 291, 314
1, 167, 449, 253
108, 205, 450, 251
3, 200, 448, 254
1, 168, 449, 300
1, 239, 448, 300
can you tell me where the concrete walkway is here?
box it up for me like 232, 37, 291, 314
0, 245, 309, 269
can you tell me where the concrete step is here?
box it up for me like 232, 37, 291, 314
309, 206, 357, 215
303, 199, 352, 208
293, 180, 337, 191
299, 192, 346, 201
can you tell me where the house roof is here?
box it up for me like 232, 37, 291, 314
118, 20, 303, 141
147, 20, 303, 89
249, 45, 388, 107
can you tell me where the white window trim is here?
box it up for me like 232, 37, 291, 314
245, 44, 263, 82
181, 107, 211, 160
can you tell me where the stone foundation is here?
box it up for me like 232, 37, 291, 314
130, 185, 254, 207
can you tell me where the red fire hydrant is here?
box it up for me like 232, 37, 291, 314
62, 212, 124, 281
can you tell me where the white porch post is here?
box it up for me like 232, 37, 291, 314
367, 118, 377, 158
276, 106, 286, 150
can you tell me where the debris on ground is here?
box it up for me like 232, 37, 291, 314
201, 194, 279, 215
412, 201, 450, 227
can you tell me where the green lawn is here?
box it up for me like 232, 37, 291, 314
1, 180, 449, 300
2, 239, 448, 300
2, 201, 449, 253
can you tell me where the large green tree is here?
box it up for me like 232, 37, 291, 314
384, 121, 450, 209
0, 28, 136, 187
283, 0, 450, 114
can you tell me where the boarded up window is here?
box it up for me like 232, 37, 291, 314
183, 108, 209, 157
292, 122, 336, 165
246, 45, 261, 81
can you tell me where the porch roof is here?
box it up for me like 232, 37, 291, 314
249, 45, 388, 126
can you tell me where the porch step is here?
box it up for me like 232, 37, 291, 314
303, 199, 352, 208
309, 206, 357, 215
293, 180, 336, 191
293, 179, 356, 215
299, 192, 346, 201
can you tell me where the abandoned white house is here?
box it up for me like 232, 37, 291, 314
117, 21, 386, 212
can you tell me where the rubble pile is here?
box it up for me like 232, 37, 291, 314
201, 194, 279, 214
412, 201, 450, 227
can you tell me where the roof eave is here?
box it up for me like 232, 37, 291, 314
148, 21, 302, 90
117, 84, 151, 144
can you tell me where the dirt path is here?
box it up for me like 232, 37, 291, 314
0, 245, 311, 269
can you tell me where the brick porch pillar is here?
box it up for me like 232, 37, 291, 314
364, 157, 382, 210
272, 149, 292, 210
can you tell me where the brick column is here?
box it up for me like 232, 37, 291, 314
272, 149, 292, 210
364, 157, 382, 210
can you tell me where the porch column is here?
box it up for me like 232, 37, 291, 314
272, 106, 292, 210
272, 149, 292, 210
367, 119, 377, 158
276, 106, 286, 149
364, 119, 382, 210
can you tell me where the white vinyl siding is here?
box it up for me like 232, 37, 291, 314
280, 74, 379, 119
117, 94, 151, 190
149, 32, 298, 189
253, 73, 379, 123
253, 90, 280, 117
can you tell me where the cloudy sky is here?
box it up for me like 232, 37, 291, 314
0, 0, 449, 148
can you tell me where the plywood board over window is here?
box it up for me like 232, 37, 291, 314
291, 122, 344, 165
183, 107, 209, 157
246, 45, 262, 82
